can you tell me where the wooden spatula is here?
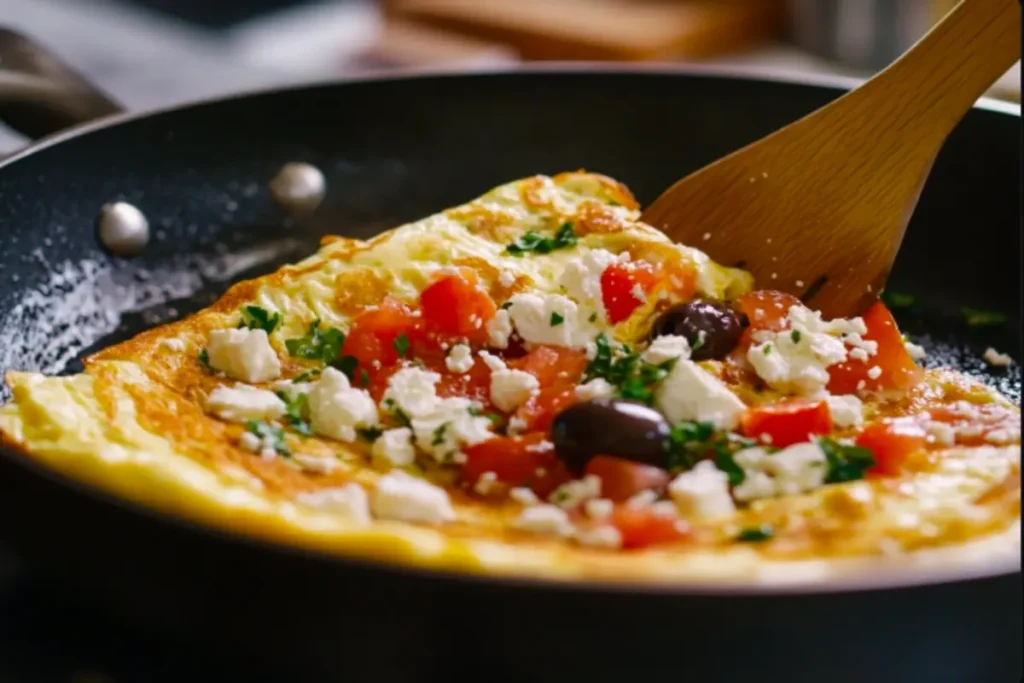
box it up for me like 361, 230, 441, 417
640, 0, 1020, 320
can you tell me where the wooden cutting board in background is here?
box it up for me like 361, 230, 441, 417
380, 0, 786, 62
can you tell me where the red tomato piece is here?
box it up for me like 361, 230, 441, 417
419, 269, 497, 342
436, 356, 494, 407
827, 300, 924, 394
735, 290, 802, 332
740, 399, 832, 448
584, 455, 671, 502
608, 505, 689, 550
507, 345, 588, 388
341, 298, 423, 377
855, 418, 928, 476
461, 433, 571, 499
513, 386, 579, 434
600, 261, 660, 324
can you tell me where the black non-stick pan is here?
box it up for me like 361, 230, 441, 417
0, 29, 1020, 683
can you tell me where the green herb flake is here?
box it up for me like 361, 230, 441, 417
197, 348, 212, 372
961, 307, 1008, 327
359, 369, 371, 388
238, 305, 282, 334
714, 451, 746, 486
431, 423, 449, 446
501, 301, 514, 310
293, 368, 322, 383
588, 312, 598, 323
790, 329, 802, 344
275, 390, 312, 436
736, 525, 774, 543
358, 426, 384, 442
691, 333, 705, 352
819, 437, 876, 484
505, 222, 577, 256
329, 355, 360, 381
881, 291, 917, 309
285, 319, 346, 363
244, 420, 290, 456
393, 333, 410, 358
665, 421, 755, 479
550, 312, 565, 326
762, 344, 773, 356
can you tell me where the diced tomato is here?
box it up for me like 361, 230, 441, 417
855, 418, 927, 476
827, 300, 924, 394
419, 270, 497, 342
600, 261, 660, 324
341, 298, 424, 376
736, 290, 802, 332
507, 345, 588, 388
436, 356, 494, 407
740, 399, 832, 448
513, 386, 579, 434
584, 455, 671, 502
608, 505, 689, 550
461, 433, 572, 498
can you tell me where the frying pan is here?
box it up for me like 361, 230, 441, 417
0, 28, 1020, 683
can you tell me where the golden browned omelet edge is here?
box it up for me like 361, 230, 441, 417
0, 171, 1019, 586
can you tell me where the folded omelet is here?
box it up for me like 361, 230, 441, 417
1, 172, 1018, 584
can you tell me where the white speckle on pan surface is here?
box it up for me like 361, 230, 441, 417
0, 240, 299, 402
983, 347, 1014, 367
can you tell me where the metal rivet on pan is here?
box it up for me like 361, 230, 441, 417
97, 202, 150, 256
269, 162, 326, 215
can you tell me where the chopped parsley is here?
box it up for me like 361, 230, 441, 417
293, 368, 322, 383
359, 368, 371, 388
358, 426, 384, 442
329, 355, 360, 381
961, 307, 1007, 327
714, 450, 747, 487
505, 222, 577, 256
383, 398, 412, 428
197, 348, 212, 372
762, 344, 773, 356
393, 333, 410, 358
819, 437, 875, 483
238, 305, 282, 334
691, 333, 705, 352
665, 421, 755, 478
736, 525, 774, 543
790, 329, 802, 344
550, 312, 565, 326
881, 291, 917, 309
583, 334, 675, 405
285, 319, 345, 363
431, 423, 449, 446
275, 390, 312, 436
245, 420, 290, 456
588, 312, 598, 323
500, 301, 514, 310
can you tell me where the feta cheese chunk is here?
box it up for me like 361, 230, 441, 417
296, 483, 371, 523
747, 306, 855, 396
827, 394, 864, 429
512, 504, 575, 537
445, 344, 475, 373
668, 460, 736, 520
382, 367, 493, 462
549, 475, 601, 510
371, 427, 416, 468
732, 442, 828, 502
506, 293, 601, 348
574, 525, 623, 549
642, 335, 691, 365
370, 470, 456, 524
205, 384, 285, 423
205, 328, 281, 383
654, 360, 746, 430
486, 309, 513, 349
308, 367, 379, 443
575, 378, 615, 401
479, 351, 539, 412
558, 248, 619, 320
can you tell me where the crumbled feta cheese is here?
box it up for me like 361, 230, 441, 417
474, 471, 499, 495
485, 309, 513, 349
827, 394, 864, 429
159, 337, 187, 352
626, 489, 659, 508
667, 460, 736, 519
371, 427, 416, 468
642, 334, 691, 365
507, 416, 528, 436
732, 442, 828, 502
498, 269, 517, 288
238, 431, 262, 452
549, 475, 601, 509
205, 384, 285, 423
584, 497, 614, 520
296, 483, 371, 523
308, 367, 379, 443
983, 347, 1014, 367
273, 380, 312, 400
866, 366, 882, 380
445, 344, 475, 373
509, 487, 540, 506
630, 283, 647, 303
925, 421, 956, 446
370, 470, 456, 524
574, 525, 623, 549
479, 351, 539, 412
575, 378, 615, 401
654, 360, 746, 430
506, 293, 601, 348
558, 248, 618, 319
512, 504, 575, 537
904, 341, 926, 360
747, 305, 853, 396
205, 328, 281, 383
382, 367, 493, 462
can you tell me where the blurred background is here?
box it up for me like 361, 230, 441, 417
0, 0, 1019, 153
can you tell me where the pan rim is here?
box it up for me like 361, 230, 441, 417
0, 61, 1019, 172
0, 62, 1019, 598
